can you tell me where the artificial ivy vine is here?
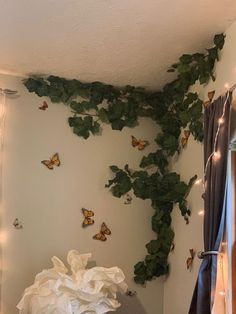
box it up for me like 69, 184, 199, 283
24, 33, 225, 285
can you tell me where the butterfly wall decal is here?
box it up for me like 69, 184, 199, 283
93, 222, 111, 241
124, 193, 132, 205
181, 130, 190, 148
204, 90, 215, 108
186, 248, 195, 270
41, 153, 61, 170
126, 290, 137, 297
39, 101, 48, 110
81, 208, 95, 227
131, 135, 149, 151
13, 218, 23, 229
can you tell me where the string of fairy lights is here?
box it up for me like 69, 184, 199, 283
194, 83, 235, 305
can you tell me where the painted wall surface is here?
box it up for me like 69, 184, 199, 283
163, 21, 236, 314
0, 74, 164, 314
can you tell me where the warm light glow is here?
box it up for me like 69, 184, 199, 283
195, 179, 202, 185
213, 151, 221, 160
218, 117, 224, 125
224, 83, 230, 89
0, 231, 8, 244
198, 210, 204, 216
219, 291, 225, 296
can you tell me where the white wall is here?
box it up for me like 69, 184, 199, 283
163, 21, 236, 314
0, 74, 164, 314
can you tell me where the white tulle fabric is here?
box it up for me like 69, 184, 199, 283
17, 250, 127, 314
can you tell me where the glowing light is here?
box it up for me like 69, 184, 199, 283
219, 291, 225, 296
0, 231, 8, 244
195, 179, 202, 185
198, 210, 204, 216
213, 151, 221, 160
224, 83, 230, 89
218, 117, 224, 125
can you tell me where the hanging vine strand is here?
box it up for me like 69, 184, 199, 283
23, 33, 225, 284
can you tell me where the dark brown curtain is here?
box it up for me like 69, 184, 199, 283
189, 92, 232, 314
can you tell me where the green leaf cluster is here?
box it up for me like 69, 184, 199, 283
23, 33, 225, 284
105, 164, 197, 284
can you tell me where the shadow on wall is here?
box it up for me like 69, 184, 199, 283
116, 293, 147, 314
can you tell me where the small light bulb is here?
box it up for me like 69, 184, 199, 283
224, 83, 230, 89
198, 210, 204, 216
219, 291, 225, 296
218, 118, 224, 125
213, 151, 220, 160
195, 179, 202, 185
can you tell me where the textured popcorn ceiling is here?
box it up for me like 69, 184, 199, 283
0, 0, 236, 89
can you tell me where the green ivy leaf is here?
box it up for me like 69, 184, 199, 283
68, 116, 100, 139
155, 133, 179, 156
98, 108, 109, 122
214, 33, 225, 50
146, 239, 161, 254
105, 167, 132, 197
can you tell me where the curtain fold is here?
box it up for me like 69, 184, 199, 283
189, 92, 232, 314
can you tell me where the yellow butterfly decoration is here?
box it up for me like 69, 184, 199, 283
204, 90, 215, 108
181, 130, 191, 148
81, 208, 95, 228
41, 153, 61, 170
93, 222, 111, 241
186, 249, 195, 270
131, 135, 149, 151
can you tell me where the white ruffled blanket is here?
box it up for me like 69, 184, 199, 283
17, 250, 128, 314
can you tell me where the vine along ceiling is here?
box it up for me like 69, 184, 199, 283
0, 0, 236, 89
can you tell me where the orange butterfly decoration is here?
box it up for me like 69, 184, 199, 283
41, 153, 61, 170
186, 249, 195, 270
181, 130, 191, 148
93, 222, 111, 241
204, 91, 215, 108
39, 101, 48, 110
81, 208, 95, 227
131, 136, 149, 151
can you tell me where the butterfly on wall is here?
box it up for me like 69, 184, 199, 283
131, 135, 149, 151
13, 218, 23, 229
181, 130, 190, 148
124, 193, 132, 205
41, 153, 61, 170
81, 208, 95, 227
204, 90, 215, 108
39, 101, 48, 110
126, 290, 137, 297
93, 222, 111, 241
186, 248, 195, 270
